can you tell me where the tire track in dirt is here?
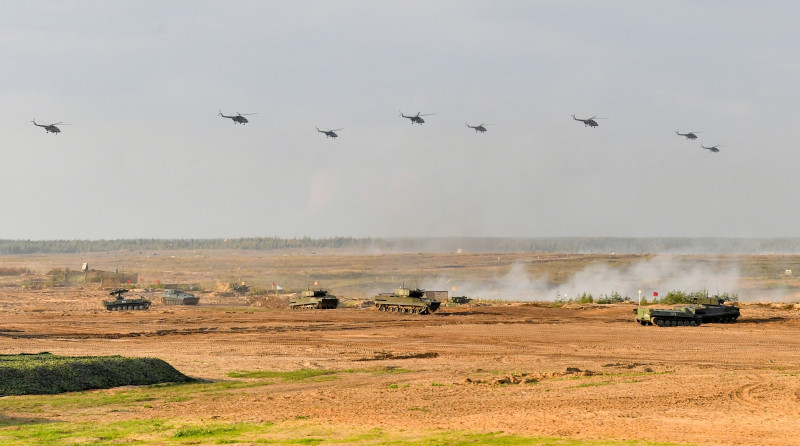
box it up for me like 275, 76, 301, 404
730, 374, 792, 410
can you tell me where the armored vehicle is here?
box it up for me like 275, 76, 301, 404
374, 287, 441, 314
450, 295, 472, 305
161, 289, 200, 306
289, 289, 338, 309
103, 288, 151, 311
635, 295, 740, 327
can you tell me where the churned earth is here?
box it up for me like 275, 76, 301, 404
1, 284, 799, 445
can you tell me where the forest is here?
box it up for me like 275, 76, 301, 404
3, 237, 800, 255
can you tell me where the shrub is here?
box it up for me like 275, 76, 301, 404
575, 292, 593, 304
596, 291, 629, 304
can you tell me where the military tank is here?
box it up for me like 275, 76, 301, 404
374, 287, 441, 314
289, 289, 339, 309
635, 295, 740, 327
450, 295, 472, 305
103, 288, 151, 311
161, 289, 200, 306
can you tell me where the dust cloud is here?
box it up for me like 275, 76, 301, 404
429, 256, 751, 302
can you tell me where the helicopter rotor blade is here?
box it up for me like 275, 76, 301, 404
419, 113, 436, 117
331, 128, 343, 132
238, 112, 258, 116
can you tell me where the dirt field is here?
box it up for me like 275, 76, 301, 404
2, 252, 800, 445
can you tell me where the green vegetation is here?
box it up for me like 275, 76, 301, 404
572, 381, 615, 388
227, 367, 409, 381
0, 353, 194, 397
172, 422, 260, 438
7, 236, 800, 255
553, 288, 739, 306
227, 369, 338, 381
366, 367, 412, 374
0, 419, 696, 445
596, 291, 629, 304
553, 291, 631, 306
0, 381, 272, 415
642, 289, 739, 305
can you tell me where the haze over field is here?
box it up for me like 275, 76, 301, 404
3, 1, 800, 240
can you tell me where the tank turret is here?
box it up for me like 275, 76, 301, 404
289, 289, 339, 309
375, 287, 441, 314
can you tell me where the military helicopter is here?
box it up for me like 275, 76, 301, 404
466, 122, 492, 133
316, 127, 343, 138
218, 110, 256, 124
31, 119, 68, 134
701, 144, 721, 153
676, 130, 701, 140
399, 111, 435, 125
571, 114, 606, 128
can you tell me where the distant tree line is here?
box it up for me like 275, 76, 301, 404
0, 237, 380, 255
3, 237, 800, 255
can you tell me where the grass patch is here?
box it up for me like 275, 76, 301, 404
0, 381, 267, 414
0, 418, 697, 445
361, 367, 413, 375
173, 422, 259, 438
0, 353, 194, 397
572, 381, 615, 388
227, 369, 337, 381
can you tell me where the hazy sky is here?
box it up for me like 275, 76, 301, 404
3, 1, 800, 239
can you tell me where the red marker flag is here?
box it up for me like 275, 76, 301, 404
653, 291, 659, 297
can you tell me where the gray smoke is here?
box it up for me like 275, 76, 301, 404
428, 256, 761, 302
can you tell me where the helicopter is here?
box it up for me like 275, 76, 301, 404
316, 127, 343, 138
701, 144, 721, 153
676, 130, 701, 140
571, 114, 606, 128
399, 111, 435, 125
31, 119, 68, 134
466, 122, 492, 133
219, 110, 256, 124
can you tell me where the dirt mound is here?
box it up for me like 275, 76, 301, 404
248, 294, 291, 308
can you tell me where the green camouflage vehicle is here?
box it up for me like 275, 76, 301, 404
161, 289, 200, 306
635, 295, 740, 327
103, 288, 151, 311
450, 295, 472, 305
289, 289, 339, 309
374, 287, 441, 314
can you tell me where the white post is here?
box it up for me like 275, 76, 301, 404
638, 289, 642, 306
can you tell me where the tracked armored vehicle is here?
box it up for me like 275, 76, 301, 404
450, 295, 472, 305
103, 288, 151, 311
161, 289, 200, 306
635, 295, 740, 327
374, 287, 441, 314
289, 289, 339, 309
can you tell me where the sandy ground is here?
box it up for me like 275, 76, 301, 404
1, 286, 800, 445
